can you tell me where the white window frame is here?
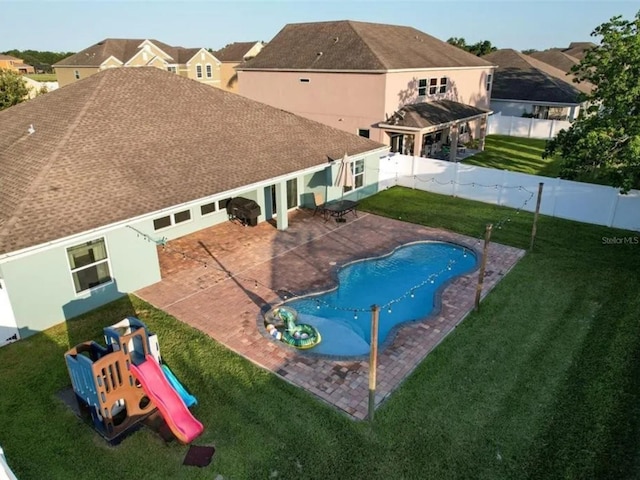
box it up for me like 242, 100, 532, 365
343, 159, 365, 193
196, 64, 203, 78
438, 77, 448, 94
418, 78, 428, 96
74, 70, 80, 80
153, 209, 192, 231
357, 129, 370, 138
205, 64, 212, 78
428, 78, 438, 95
66, 237, 113, 295
486, 73, 493, 91
167, 66, 177, 73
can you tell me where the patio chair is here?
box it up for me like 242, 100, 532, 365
313, 192, 327, 217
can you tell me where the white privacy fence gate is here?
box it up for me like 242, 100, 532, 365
377, 154, 640, 232
487, 114, 572, 140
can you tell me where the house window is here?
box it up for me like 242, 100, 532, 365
357, 129, 370, 138
196, 64, 203, 78
74, 70, 80, 80
218, 198, 232, 210
486, 73, 493, 90
153, 209, 192, 230
429, 78, 438, 95
418, 78, 427, 96
286, 179, 298, 209
344, 159, 365, 192
67, 238, 112, 293
200, 202, 217, 216
206, 64, 212, 78
167, 66, 177, 73
439, 77, 448, 94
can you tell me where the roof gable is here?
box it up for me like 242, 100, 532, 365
0, 68, 384, 255
240, 20, 493, 71
214, 42, 262, 62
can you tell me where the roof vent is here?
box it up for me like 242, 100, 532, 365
27, 124, 35, 135
333, 37, 339, 43
317, 51, 323, 56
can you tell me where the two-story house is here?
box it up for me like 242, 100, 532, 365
212, 41, 265, 92
237, 20, 496, 160
0, 54, 35, 74
53, 38, 222, 87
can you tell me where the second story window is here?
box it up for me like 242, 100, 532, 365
196, 64, 203, 78
486, 73, 493, 91
206, 64, 212, 78
418, 79, 427, 96
167, 66, 177, 73
74, 70, 80, 80
439, 77, 448, 94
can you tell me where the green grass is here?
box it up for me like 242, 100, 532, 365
24, 73, 57, 82
464, 135, 563, 177
1, 186, 639, 479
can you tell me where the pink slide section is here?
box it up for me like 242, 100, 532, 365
130, 355, 204, 443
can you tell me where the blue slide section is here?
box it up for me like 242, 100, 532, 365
161, 364, 197, 408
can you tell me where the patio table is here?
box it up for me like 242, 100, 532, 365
323, 199, 358, 223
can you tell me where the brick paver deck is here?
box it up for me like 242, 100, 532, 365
136, 209, 525, 420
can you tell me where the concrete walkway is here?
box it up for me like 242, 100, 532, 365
136, 209, 525, 420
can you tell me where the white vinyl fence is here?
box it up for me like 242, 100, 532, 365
378, 154, 640, 232
487, 114, 572, 140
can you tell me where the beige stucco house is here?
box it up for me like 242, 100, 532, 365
238, 20, 496, 160
0, 54, 35, 74
213, 41, 265, 92
53, 38, 221, 87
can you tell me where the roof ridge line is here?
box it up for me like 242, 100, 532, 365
0, 74, 109, 240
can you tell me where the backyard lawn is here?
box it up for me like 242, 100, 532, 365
24, 73, 57, 82
464, 134, 563, 177
1, 187, 639, 479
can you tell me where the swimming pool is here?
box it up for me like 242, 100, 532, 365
281, 241, 477, 357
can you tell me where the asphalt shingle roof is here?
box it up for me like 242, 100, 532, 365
239, 20, 493, 71
213, 42, 261, 62
382, 100, 490, 129
0, 67, 385, 255
528, 50, 579, 74
481, 49, 591, 104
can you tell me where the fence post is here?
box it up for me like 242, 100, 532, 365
411, 155, 417, 190
530, 182, 544, 250
475, 224, 493, 311
452, 162, 459, 197
527, 117, 534, 138
607, 189, 621, 227
508, 116, 514, 136
368, 305, 380, 422
549, 120, 555, 140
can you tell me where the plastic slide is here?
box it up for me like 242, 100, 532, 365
130, 355, 204, 443
162, 364, 197, 408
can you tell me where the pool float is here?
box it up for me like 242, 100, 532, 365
270, 306, 321, 350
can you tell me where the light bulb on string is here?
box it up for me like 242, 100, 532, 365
410, 290, 415, 298
354, 311, 358, 320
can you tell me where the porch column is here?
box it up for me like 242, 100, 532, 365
275, 180, 288, 231
478, 115, 488, 151
412, 131, 423, 157
449, 123, 459, 162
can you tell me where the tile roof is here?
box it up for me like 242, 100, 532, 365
0, 67, 385, 255
213, 42, 261, 62
481, 49, 592, 104
381, 100, 490, 129
52, 39, 203, 67
239, 20, 493, 71
528, 50, 579, 74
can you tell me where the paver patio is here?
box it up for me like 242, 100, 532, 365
136, 209, 525, 420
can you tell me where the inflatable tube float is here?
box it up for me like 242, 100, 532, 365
269, 306, 321, 350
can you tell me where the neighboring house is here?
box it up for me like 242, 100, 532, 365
0, 54, 35, 74
481, 49, 592, 121
561, 42, 597, 61
212, 41, 265, 92
22, 76, 59, 98
237, 20, 495, 160
528, 49, 579, 74
53, 38, 222, 87
0, 67, 387, 343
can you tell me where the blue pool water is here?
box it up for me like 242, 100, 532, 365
284, 241, 477, 357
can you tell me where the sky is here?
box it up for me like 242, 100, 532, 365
0, 0, 638, 53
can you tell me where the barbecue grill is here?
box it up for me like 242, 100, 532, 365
226, 197, 261, 226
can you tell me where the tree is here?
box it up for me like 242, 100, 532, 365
0, 68, 29, 111
447, 37, 497, 56
544, 10, 640, 192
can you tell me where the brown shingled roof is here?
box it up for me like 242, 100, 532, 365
381, 100, 490, 129
528, 50, 579, 74
239, 20, 493, 71
0, 67, 385, 255
482, 49, 592, 104
214, 42, 261, 62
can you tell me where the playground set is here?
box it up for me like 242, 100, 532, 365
64, 317, 203, 444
